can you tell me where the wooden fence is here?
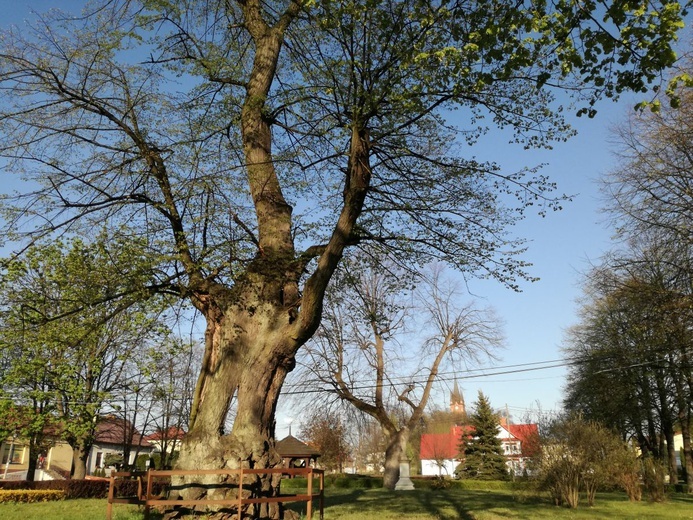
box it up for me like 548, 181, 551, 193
106, 466, 324, 520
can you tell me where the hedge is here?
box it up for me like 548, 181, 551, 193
281, 475, 383, 490
0, 489, 65, 503
0, 479, 109, 499
411, 476, 517, 491
0, 477, 174, 500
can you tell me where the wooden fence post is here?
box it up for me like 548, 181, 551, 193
238, 466, 244, 518
319, 470, 324, 520
307, 468, 313, 520
144, 469, 153, 519
106, 473, 115, 520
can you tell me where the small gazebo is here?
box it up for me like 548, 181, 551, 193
275, 433, 320, 471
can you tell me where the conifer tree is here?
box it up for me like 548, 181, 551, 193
456, 392, 508, 480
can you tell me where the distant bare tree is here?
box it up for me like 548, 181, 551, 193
297, 259, 503, 488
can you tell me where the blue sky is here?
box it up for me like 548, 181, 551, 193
2, 1, 688, 434
451, 105, 624, 422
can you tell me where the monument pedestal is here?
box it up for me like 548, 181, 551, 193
394, 458, 415, 490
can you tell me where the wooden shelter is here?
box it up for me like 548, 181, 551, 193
276, 434, 320, 471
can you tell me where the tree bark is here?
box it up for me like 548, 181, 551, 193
26, 439, 38, 482
680, 419, 693, 493
656, 372, 678, 484
383, 428, 409, 490
71, 442, 90, 480
671, 335, 693, 492
663, 424, 678, 484
172, 271, 304, 518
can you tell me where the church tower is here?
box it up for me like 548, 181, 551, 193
450, 380, 466, 415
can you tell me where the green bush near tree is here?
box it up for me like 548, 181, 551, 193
642, 456, 669, 503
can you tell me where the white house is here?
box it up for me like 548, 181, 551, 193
419, 420, 539, 477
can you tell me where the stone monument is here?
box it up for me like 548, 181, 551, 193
394, 458, 415, 490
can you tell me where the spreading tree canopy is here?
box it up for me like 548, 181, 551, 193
0, 0, 688, 516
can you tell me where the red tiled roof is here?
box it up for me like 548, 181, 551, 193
420, 425, 472, 460
508, 423, 540, 456
507, 423, 538, 442
420, 423, 539, 459
420, 433, 457, 460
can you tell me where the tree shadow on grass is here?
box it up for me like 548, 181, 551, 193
284, 488, 693, 519
285, 488, 475, 519
324, 488, 479, 519
284, 489, 367, 517
289, 488, 538, 519
412, 488, 554, 519
412, 489, 476, 520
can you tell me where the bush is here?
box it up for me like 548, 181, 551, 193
281, 474, 382, 490
326, 475, 382, 489
430, 476, 451, 490
611, 444, 642, 501
67, 479, 111, 499
135, 453, 160, 471
135, 451, 179, 470
532, 415, 642, 508
37, 479, 109, 499
0, 480, 32, 491
0, 472, 175, 502
642, 457, 668, 503
104, 453, 124, 468
671, 483, 688, 494
510, 480, 543, 504
0, 489, 65, 503
411, 476, 514, 491
452, 479, 515, 491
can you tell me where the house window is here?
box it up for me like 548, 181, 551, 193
2, 444, 24, 464
95, 452, 103, 469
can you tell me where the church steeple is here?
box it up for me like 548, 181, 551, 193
450, 380, 466, 415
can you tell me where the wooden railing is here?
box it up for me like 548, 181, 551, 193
106, 466, 324, 520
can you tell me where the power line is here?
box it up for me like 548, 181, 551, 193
282, 358, 568, 396
281, 351, 676, 397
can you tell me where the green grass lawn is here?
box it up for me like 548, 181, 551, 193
299, 488, 693, 519
1, 488, 692, 519
0, 498, 143, 520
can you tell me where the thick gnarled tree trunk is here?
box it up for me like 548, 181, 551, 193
170, 2, 372, 517
172, 268, 302, 516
